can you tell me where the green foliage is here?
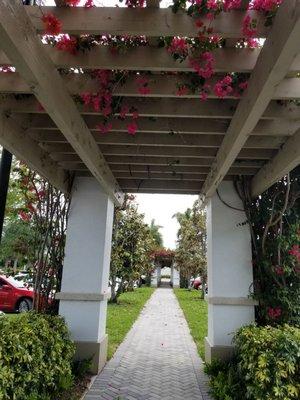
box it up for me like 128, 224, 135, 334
174, 200, 206, 288
110, 195, 156, 301
205, 325, 300, 400
173, 289, 207, 359
237, 167, 300, 325
0, 312, 75, 400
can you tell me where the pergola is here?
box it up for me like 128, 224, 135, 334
0, 0, 299, 373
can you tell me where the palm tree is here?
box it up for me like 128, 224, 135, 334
149, 219, 163, 247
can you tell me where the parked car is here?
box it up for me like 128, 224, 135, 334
0, 275, 34, 313
192, 277, 202, 290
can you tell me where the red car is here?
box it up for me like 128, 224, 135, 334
0, 275, 34, 313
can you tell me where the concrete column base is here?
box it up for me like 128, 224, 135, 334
205, 337, 234, 363
74, 334, 108, 374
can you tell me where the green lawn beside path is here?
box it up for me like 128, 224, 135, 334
174, 288, 208, 360
106, 286, 154, 359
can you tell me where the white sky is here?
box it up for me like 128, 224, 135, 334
135, 194, 198, 249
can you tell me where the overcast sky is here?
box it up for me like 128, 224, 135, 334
135, 194, 198, 249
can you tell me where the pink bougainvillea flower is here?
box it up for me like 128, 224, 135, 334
242, 15, 257, 39
41, 13, 62, 36
213, 75, 233, 98
136, 76, 148, 86
189, 52, 215, 79
132, 111, 139, 120
96, 122, 113, 134
127, 122, 138, 135
223, 0, 241, 11
267, 307, 282, 319
247, 38, 259, 48
289, 244, 300, 262
200, 91, 208, 101
273, 265, 284, 276
250, 0, 282, 12
138, 86, 151, 95
207, 0, 218, 10
81, 92, 92, 106
239, 81, 248, 91
19, 211, 31, 222
167, 37, 189, 58
176, 85, 189, 96
120, 105, 129, 119
102, 105, 112, 117
65, 0, 80, 6
56, 35, 78, 55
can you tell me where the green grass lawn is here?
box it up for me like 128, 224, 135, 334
173, 288, 208, 360
106, 286, 154, 359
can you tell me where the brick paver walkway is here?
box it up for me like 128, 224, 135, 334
84, 288, 212, 400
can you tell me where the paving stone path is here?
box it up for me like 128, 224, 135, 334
84, 288, 212, 400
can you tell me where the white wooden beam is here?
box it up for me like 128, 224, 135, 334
30, 130, 286, 149
42, 142, 275, 159
200, 0, 300, 201
0, 0, 123, 205
27, 115, 300, 137
251, 128, 300, 196
1, 73, 299, 101
25, 6, 268, 38
1, 46, 300, 73
118, 179, 204, 192
4, 96, 300, 120
0, 112, 69, 193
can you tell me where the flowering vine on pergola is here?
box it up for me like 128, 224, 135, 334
0, 0, 299, 206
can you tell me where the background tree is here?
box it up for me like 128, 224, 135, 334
149, 219, 163, 248
174, 200, 207, 293
0, 160, 70, 312
110, 195, 156, 302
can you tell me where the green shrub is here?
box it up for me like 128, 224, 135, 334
0, 312, 75, 400
205, 325, 300, 400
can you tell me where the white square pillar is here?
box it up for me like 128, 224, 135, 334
205, 181, 256, 362
171, 264, 180, 288
58, 177, 114, 373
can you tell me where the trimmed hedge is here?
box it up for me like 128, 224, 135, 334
205, 325, 300, 400
0, 313, 75, 400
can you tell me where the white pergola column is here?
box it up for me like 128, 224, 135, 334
151, 264, 161, 287
171, 264, 180, 288
205, 181, 257, 362
57, 177, 114, 373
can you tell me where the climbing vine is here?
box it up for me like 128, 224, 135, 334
236, 166, 300, 326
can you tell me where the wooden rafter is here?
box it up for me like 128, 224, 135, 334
1, 73, 299, 100
29, 130, 286, 149
25, 6, 268, 38
200, 0, 300, 202
3, 96, 300, 120
25, 115, 300, 137
1, 46, 300, 73
251, 128, 300, 196
0, 112, 69, 193
0, 0, 123, 205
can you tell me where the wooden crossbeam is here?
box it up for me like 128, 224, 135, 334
25, 6, 268, 38
0, 112, 69, 193
42, 142, 275, 159
118, 179, 204, 192
0, 0, 123, 205
251, 128, 300, 196
30, 130, 286, 149
26, 115, 300, 137
54, 154, 264, 168
1, 46, 300, 73
200, 0, 300, 201
3, 96, 300, 120
1, 73, 299, 101
110, 164, 259, 175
